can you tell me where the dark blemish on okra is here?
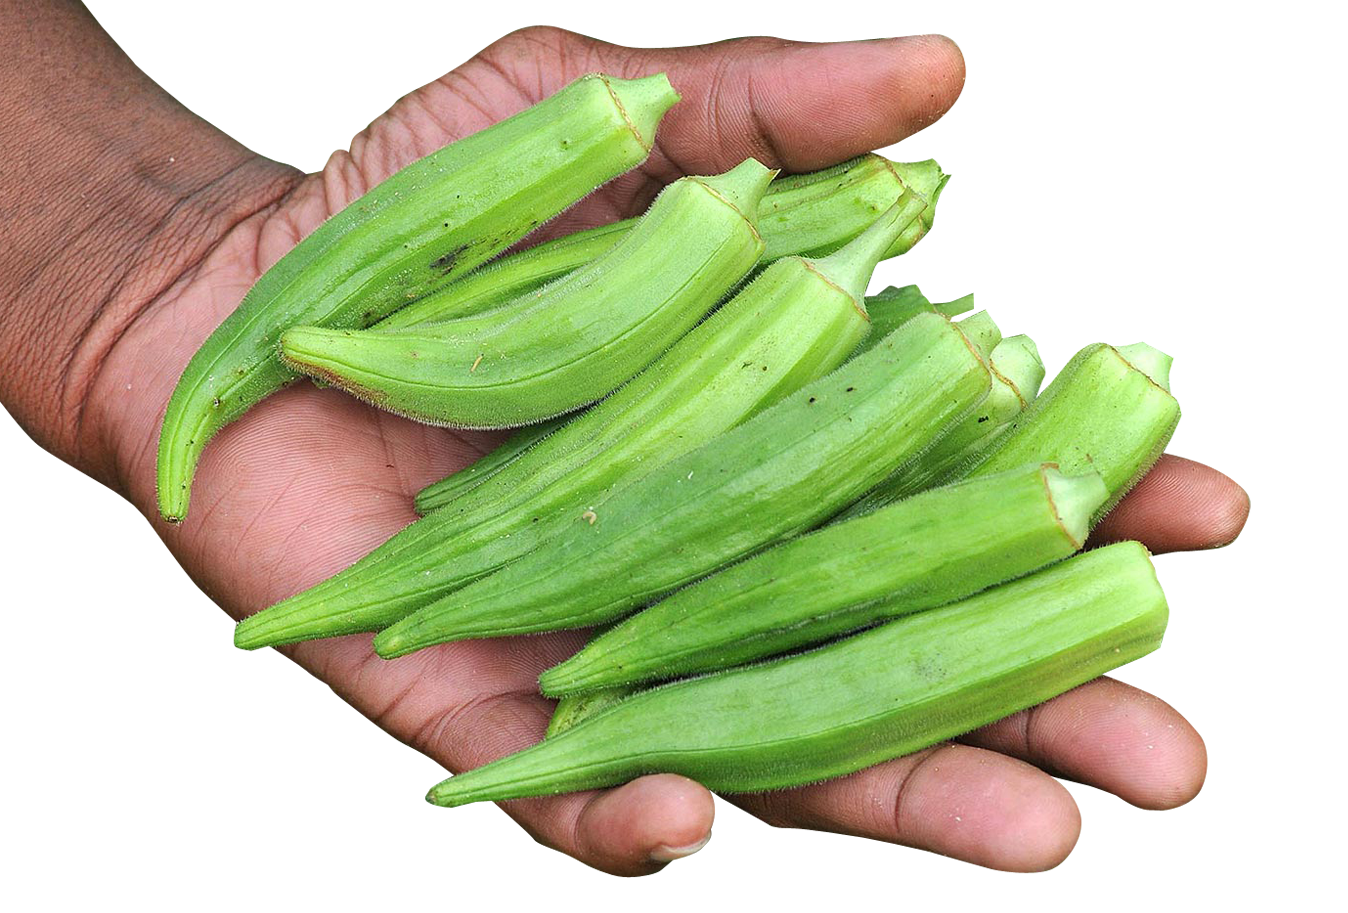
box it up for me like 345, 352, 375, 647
431, 243, 470, 274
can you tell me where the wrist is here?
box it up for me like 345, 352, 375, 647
0, 3, 301, 485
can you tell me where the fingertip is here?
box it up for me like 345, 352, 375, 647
644, 32, 971, 176
1007, 777, 1081, 872
886, 34, 967, 130
1091, 455, 1251, 553
1208, 477, 1251, 549
575, 774, 715, 875
897, 746, 1082, 873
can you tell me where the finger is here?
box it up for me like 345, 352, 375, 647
958, 677, 1207, 810
1091, 454, 1250, 553
733, 744, 1081, 873
291, 636, 715, 877
518, 774, 715, 875
589, 32, 968, 176
476, 27, 966, 175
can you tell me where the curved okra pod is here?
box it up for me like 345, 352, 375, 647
232, 199, 926, 649
278, 159, 776, 429
156, 72, 679, 522
372, 310, 993, 657
429, 542, 1169, 806
540, 462, 1106, 696
375, 155, 949, 329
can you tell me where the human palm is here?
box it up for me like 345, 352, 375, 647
73, 28, 1246, 874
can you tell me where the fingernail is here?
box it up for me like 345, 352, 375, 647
649, 831, 711, 863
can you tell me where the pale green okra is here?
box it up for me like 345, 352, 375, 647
834, 332, 1045, 522
375, 154, 949, 329
278, 159, 777, 430
963, 341, 1179, 522
372, 310, 993, 657
540, 462, 1106, 696
431, 542, 1169, 806
233, 199, 928, 650
156, 72, 679, 522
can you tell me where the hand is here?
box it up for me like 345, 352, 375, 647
0, 11, 1248, 876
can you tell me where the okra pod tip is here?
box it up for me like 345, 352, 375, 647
1116, 342, 1173, 392
600, 72, 681, 150
692, 157, 778, 223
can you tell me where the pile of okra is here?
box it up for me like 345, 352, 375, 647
159, 73, 1183, 806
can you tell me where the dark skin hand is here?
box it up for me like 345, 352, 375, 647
0, 3, 1249, 875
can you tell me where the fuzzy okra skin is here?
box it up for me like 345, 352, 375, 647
373, 312, 992, 657
540, 463, 1106, 696
375, 222, 629, 330
429, 541, 1168, 806
834, 333, 1045, 521
412, 196, 927, 515
963, 342, 1180, 522
853, 286, 974, 356
155, 72, 678, 522
232, 200, 925, 650
411, 418, 568, 512
279, 159, 775, 429
375, 155, 948, 329
546, 679, 631, 739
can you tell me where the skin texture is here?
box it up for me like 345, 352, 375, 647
0, 4, 1249, 876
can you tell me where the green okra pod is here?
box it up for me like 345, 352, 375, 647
372, 310, 992, 657
232, 200, 925, 650
278, 159, 776, 429
955, 310, 1002, 359
853, 286, 974, 356
428, 541, 1168, 806
546, 686, 632, 740
836, 333, 1044, 520
156, 72, 678, 522
412, 418, 567, 512
376, 222, 629, 330
540, 462, 1106, 696
375, 154, 948, 329
962, 341, 1180, 522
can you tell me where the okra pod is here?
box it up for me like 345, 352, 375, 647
376, 222, 629, 330
156, 72, 678, 522
375, 155, 948, 329
373, 311, 992, 657
428, 541, 1168, 806
540, 462, 1106, 696
963, 341, 1180, 521
546, 686, 631, 740
956, 310, 1002, 359
233, 200, 924, 649
413, 418, 566, 512
854, 286, 974, 356
836, 333, 1044, 520
278, 159, 776, 429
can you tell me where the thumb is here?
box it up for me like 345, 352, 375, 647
617, 33, 968, 175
